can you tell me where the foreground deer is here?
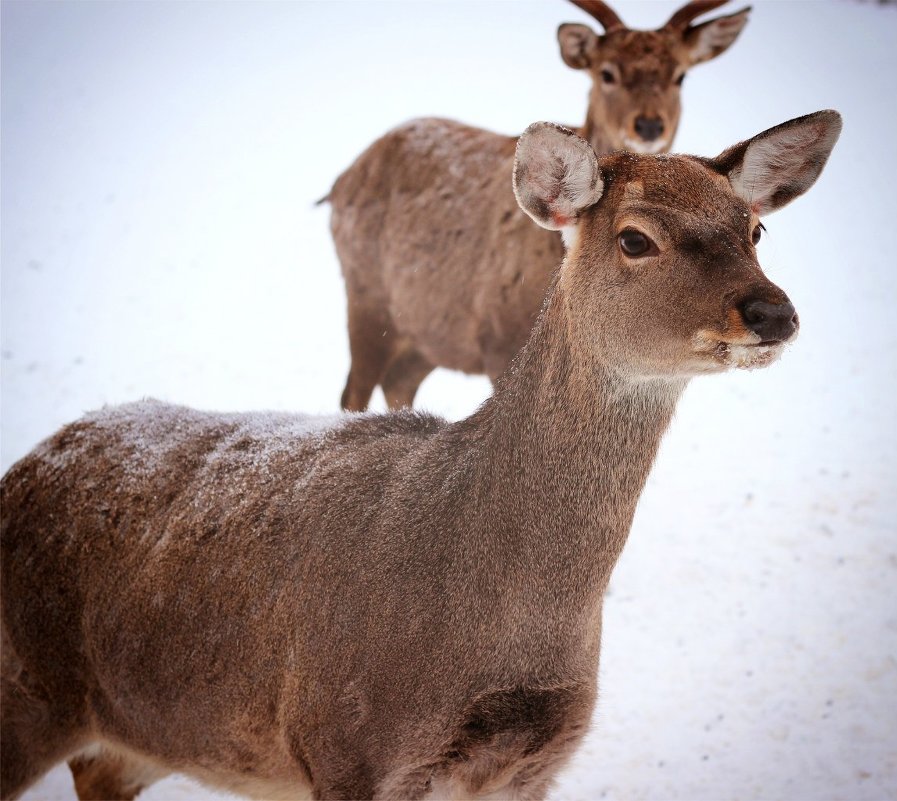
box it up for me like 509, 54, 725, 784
1, 110, 841, 801
330, 0, 750, 410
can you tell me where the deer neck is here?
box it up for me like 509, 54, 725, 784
579, 93, 616, 156
458, 274, 686, 595
580, 117, 614, 156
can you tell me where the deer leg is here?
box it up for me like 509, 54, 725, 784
341, 305, 395, 412
503, 774, 557, 801
0, 667, 84, 801
69, 746, 167, 801
381, 348, 434, 410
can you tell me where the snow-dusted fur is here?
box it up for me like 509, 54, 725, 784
330, 0, 751, 411
1, 112, 839, 801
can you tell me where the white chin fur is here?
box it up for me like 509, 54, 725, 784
692, 329, 795, 372
720, 342, 786, 370
622, 137, 668, 155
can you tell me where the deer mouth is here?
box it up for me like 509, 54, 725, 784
691, 330, 793, 371
713, 339, 788, 370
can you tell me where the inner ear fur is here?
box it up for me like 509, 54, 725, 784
558, 23, 601, 70
513, 123, 604, 231
715, 110, 842, 216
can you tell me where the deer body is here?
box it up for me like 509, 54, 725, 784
331, 0, 751, 411
331, 118, 563, 382
1, 111, 840, 801
1, 374, 674, 800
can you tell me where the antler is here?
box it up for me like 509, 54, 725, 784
568, 0, 625, 33
664, 0, 730, 31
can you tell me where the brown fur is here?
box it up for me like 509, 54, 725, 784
329, 0, 751, 411
0, 111, 840, 801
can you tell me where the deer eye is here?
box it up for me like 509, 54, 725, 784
618, 229, 654, 257
675, 73, 685, 87
751, 223, 764, 246
601, 69, 616, 85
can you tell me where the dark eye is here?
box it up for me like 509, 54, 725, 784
751, 223, 764, 246
675, 73, 685, 86
619, 229, 653, 257
601, 69, 616, 85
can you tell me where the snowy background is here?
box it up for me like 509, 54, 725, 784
2, 1, 895, 799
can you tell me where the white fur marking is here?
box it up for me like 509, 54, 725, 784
561, 225, 580, 251
622, 136, 668, 155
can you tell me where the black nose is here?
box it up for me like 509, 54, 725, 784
739, 299, 799, 343
634, 116, 664, 142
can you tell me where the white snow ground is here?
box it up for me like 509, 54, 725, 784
2, 1, 895, 799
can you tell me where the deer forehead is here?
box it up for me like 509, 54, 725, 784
600, 29, 682, 80
596, 156, 754, 234
605, 152, 724, 194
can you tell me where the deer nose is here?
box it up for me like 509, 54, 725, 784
634, 116, 664, 142
739, 299, 799, 343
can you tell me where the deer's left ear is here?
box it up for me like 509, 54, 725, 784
514, 123, 604, 231
680, 6, 751, 66
715, 110, 843, 215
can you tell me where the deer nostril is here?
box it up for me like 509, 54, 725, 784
739, 299, 798, 343
743, 305, 766, 325
634, 116, 664, 142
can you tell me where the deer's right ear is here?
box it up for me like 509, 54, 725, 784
514, 123, 604, 231
558, 23, 600, 69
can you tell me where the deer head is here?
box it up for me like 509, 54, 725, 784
559, 0, 751, 154
513, 110, 842, 379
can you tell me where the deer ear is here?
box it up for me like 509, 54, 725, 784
514, 123, 604, 231
558, 23, 600, 70
716, 110, 842, 216
681, 6, 751, 66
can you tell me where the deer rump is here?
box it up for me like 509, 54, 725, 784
0, 400, 594, 800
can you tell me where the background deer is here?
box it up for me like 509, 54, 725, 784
1, 110, 840, 801
329, 0, 751, 411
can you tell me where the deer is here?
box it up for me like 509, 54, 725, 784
328, 0, 751, 411
1, 109, 841, 801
